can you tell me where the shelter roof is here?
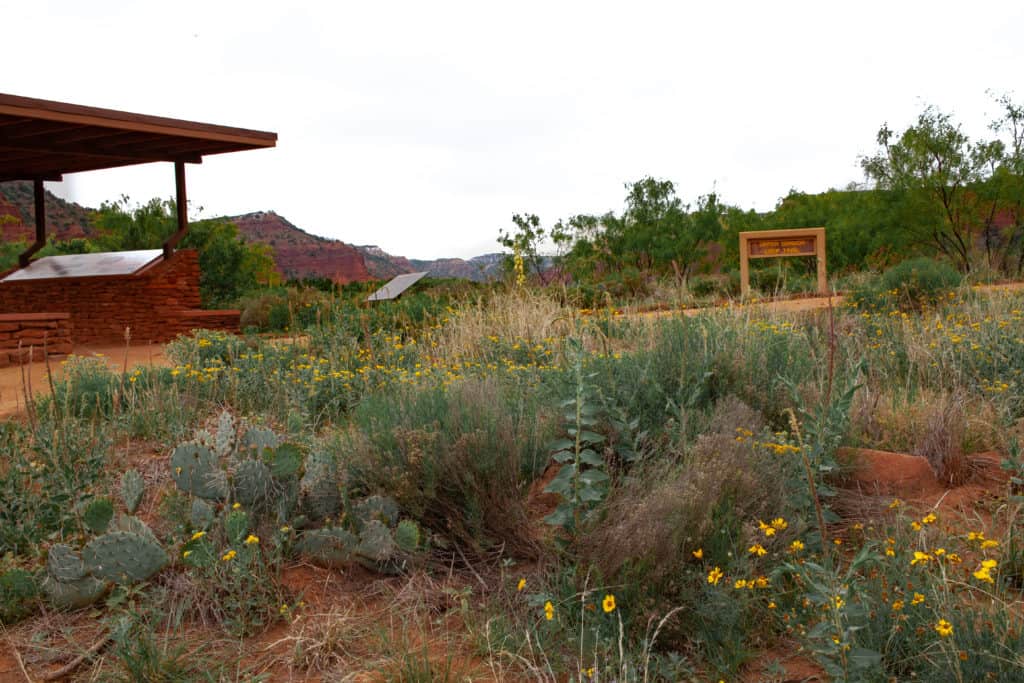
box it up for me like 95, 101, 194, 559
0, 93, 277, 182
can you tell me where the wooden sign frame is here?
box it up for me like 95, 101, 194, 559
739, 228, 827, 296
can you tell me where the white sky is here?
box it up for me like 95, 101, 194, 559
4, 1, 1023, 259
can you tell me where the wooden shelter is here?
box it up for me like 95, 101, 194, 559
0, 92, 277, 264
0, 94, 276, 357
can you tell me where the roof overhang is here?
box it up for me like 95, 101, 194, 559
0, 93, 277, 182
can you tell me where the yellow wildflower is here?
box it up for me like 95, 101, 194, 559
232, 502, 241, 510
602, 594, 616, 613
544, 601, 554, 621
692, 548, 704, 559
244, 534, 260, 546
892, 599, 904, 611
934, 619, 954, 638
789, 540, 805, 553
981, 539, 1000, 549
221, 550, 237, 562
190, 531, 206, 541
517, 578, 526, 592
707, 566, 724, 585
182, 550, 192, 559
911, 592, 925, 606
921, 512, 937, 525
911, 551, 931, 566
748, 544, 768, 557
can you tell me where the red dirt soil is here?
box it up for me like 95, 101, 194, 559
0, 342, 169, 419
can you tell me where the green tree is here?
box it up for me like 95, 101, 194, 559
92, 197, 276, 306
984, 93, 1024, 274
497, 213, 547, 282
860, 106, 1001, 272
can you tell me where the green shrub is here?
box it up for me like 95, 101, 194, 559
0, 568, 38, 624
880, 257, 961, 308
345, 378, 555, 557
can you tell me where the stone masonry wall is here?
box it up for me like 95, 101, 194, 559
0, 312, 72, 368
0, 250, 238, 345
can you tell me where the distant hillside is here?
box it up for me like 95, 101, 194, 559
0, 182, 502, 284
358, 245, 505, 282
229, 211, 372, 284
0, 181, 94, 241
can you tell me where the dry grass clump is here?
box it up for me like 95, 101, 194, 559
433, 289, 573, 361
582, 397, 779, 584
849, 387, 999, 485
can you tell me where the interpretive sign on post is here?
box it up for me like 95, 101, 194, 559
739, 228, 827, 296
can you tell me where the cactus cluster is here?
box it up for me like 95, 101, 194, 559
42, 471, 167, 610
166, 410, 422, 577
296, 493, 420, 573
43, 520, 167, 609
170, 411, 307, 524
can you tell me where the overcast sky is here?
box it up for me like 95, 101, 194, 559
4, 1, 1023, 259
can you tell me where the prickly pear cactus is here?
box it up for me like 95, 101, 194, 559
355, 519, 397, 563
394, 520, 421, 553
353, 495, 399, 529
240, 427, 279, 456
83, 497, 114, 535
42, 574, 106, 610
170, 442, 227, 500
300, 451, 341, 522
295, 527, 358, 568
233, 459, 273, 507
215, 410, 237, 458
120, 469, 145, 514
191, 498, 215, 531
82, 532, 168, 584
47, 544, 86, 582
109, 514, 159, 543
269, 443, 303, 479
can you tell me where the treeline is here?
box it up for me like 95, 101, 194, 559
0, 198, 277, 307
501, 94, 1024, 294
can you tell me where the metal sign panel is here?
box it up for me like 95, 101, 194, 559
1, 249, 163, 282
366, 271, 429, 302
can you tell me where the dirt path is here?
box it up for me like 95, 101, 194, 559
0, 342, 170, 419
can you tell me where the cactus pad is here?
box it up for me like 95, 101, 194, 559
353, 495, 400, 529
355, 519, 397, 563
47, 544, 86, 582
233, 459, 273, 507
395, 520, 421, 553
170, 442, 227, 500
240, 427, 280, 456
83, 497, 114, 535
191, 498, 215, 530
295, 527, 357, 568
215, 410, 237, 458
120, 469, 145, 514
269, 443, 303, 479
42, 575, 106, 610
83, 532, 168, 584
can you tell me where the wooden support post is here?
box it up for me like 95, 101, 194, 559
17, 179, 47, 267
163, 160, 188, 259
739, 233, 750, 297
816, 229, 827, 295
